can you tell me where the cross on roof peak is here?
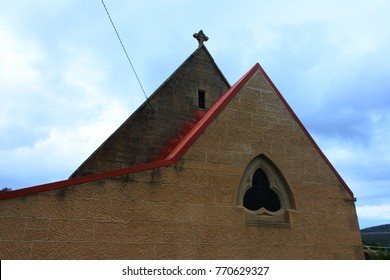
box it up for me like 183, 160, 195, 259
193, 30, 209, 46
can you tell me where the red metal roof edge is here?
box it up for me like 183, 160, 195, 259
0, 63, 355, 202
166, 63, 355, 201
0, 159, 175, 201
255, 64, 356, 201
0, 64, 255, 202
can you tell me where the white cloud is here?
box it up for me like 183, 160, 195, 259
357, 203, 390, 229
357, 204, 390, 220
310, 109, 390, 229
315, 112, 390, 179
0, 25, 50, 149
0, 26, 44, 91
0, 16, 132, 188
0, 97, 129, 188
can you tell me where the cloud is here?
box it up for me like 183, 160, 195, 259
0, 106, 125, 186
357, 204, 390, 228
0, 25, 50, 149
0, 27, 44, 90
315, 113, 390, 181
0, 16, 133, 189
358, 204, 390, 219
311, 112, 390, 230
0, 94, 130, 189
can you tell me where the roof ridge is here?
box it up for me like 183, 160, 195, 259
69, 44, 230, 179
0, 63, 355, 202
0, 63, 254, 201
255, 64, 356, 201
164, 63, 355, 201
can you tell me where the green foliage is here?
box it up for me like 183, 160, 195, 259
0, 187, 12, 192
364, 249, 390, 260
361, 224, 390, 259
362, 233, 390, 247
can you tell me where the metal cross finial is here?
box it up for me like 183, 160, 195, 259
193, 30, 209, 46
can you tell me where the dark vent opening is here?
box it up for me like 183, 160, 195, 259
198, 90, 205, 109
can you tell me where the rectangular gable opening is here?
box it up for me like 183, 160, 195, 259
198, 90, 205, 110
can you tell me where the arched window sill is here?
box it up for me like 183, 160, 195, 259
243, 208, 292, 227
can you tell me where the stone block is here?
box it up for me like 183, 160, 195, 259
0, 217, 26, 240
155, 243, 199, 259
26, 217, 50, 229
0, 199, 25, 217
160, 222, 201, 243
0, 241, 31, 259
94, 221, 161, 242
72, 198, 111, 220
31, 241, 98, 259
206, 150, 243, 166
97, 242, 155, 259
183, 145, 207, 162
204, 205, 244, 225
177, 185, 215, 204
24, 229, 48, 241
132, 182, 178, 203
48, 219, 94, 241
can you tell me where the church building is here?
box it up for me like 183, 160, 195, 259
0, 31, 363, 259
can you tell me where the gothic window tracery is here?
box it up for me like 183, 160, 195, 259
237, 155, 295, 226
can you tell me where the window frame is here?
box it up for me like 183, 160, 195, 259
237, 155, 295, 227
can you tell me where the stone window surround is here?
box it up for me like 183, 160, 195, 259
236, 154, 295, 227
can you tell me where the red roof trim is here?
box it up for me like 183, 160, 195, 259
0, 64, 256, 202
255, 64, 356, 201
166, 63, 355, 201
0, 160, 174, 201
0, 63, 355, 201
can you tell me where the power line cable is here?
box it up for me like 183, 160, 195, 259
100, 0, 153, 110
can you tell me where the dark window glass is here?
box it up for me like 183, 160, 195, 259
198, 91, 205, 109
243, 169, 281, 211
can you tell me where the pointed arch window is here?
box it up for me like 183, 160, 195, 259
237, 155, 295, 227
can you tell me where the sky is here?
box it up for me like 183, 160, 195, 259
0, 0, 389, 229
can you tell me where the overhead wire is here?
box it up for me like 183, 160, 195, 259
100, 0, 153, 110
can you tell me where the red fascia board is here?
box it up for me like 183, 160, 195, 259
0, 159, 174, 201
0, 64, 258, 202
255, 64, 356, 201
167, 63, 355, 201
